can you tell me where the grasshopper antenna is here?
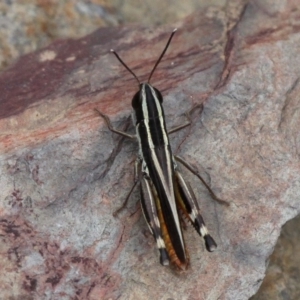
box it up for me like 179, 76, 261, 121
110, 49, 140, 86
148, 28, 177, 84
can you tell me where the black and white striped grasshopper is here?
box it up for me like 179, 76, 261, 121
95, 29, 228, 270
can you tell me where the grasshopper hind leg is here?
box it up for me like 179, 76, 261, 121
174, 169, 217, 252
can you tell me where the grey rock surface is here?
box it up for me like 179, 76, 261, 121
0, 0, 226, 72
251, 214, 300, 300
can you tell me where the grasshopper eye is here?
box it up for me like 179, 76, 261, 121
132, 90, 141, 109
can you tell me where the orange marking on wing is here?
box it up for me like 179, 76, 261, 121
152, 181, 189, 270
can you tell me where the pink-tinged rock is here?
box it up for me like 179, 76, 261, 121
1, 1, 300, 299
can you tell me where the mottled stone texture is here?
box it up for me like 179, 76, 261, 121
1, 1, 300, 300
0, 0, 118, 71
251, 214, 300, 300
0, 0, 225, 72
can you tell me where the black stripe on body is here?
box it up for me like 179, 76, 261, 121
133, 83, 188, 265
138, 117, 167, 147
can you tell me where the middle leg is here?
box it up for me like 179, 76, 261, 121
113, 158, 141, 216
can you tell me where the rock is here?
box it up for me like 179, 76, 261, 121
0, 1, 118, 71
0, 0, 225, 72
1, 1, 300, 299
250, 214, 300, 300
